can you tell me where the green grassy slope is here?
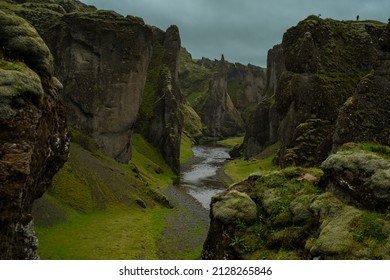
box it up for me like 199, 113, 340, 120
34, 133, 176, 259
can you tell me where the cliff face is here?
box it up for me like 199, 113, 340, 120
243, 44, 284, 156
333, 20, 390, 149
244, 16, 387, 166
0, 11, 68, 259
149, 27, 183, 174
179, 50, 265, 138
201, 58, 245, 137
7, 0, 183, 173
137, 25, 183, 174
22, 5, 153, 164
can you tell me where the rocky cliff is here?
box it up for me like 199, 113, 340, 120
11, 1, 154, 164
0, 10, 68, 259
136, 26, 183, 174
3, 0, 184, 174
179, 50, 266, 139
244, 16, 388, 166
203, 16, 390, 260
201, 57, 245, 137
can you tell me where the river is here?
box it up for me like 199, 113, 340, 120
158, 144, 231, 259
179, 145, 231, 209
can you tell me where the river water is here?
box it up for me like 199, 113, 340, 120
178, 145, 231, 209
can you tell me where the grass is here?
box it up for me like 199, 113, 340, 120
341, 142, 390, 159
36, 202, 168, 259
217, 136, 244, 148
223, 143, 280, 183
35, 132, 177, 259
180, 132, 194, 164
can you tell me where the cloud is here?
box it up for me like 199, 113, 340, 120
83, 0, 390, 67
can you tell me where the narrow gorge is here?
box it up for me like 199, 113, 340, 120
0, 0, 389, 260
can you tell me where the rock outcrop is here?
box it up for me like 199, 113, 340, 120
320, 143, 390, 212
244, 16, 388, 166
136, 25, 183, 174
203, 145, 390, 260
333, 20, 390, 149
0, 10, 69, 259
5, 0, 153, 164
5, 0, 184, 173
201, 57, 245, 137
179, 49, 265, 139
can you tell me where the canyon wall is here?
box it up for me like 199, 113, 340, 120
0, 11, 69, 259
244, 16, 388, 166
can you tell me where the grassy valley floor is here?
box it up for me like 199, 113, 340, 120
34, 132, 210, 260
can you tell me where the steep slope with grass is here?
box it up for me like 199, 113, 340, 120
33, 133, 177, 259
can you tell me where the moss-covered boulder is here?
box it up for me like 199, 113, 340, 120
212, 190, 257, 224
320, 143, 390, 212
203, 161, 390, 260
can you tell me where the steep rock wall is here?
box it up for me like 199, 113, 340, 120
244, 16, 387, 166
9, 1, 154, 164
0, 10, 69, 259
243, 44, 284, 156
140, 25, 183, 174
179, 50, 265, 138
333, 20, 390, 149
201, 58, 245, 137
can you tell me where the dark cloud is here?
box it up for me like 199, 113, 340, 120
83, 0, 390, 66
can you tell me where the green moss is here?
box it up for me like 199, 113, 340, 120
180, 132, 194, 164
136, 42, 165, 135
350, 213, 387, 244
340, 142, 390, 159
224, 143, 279, 183
50, 162, 94, 213
181, 102, 203, 139
178, 49, 214, 109
131, 133, 176, 188
35, 132, 181, 259
218, 136, 244, 148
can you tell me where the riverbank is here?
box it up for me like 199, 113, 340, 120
157, 144, 233, 259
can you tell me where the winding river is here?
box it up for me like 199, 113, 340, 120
159, 144, 231, 258
179, 145, 231, 209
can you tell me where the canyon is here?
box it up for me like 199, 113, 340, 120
0, 0, 389, 260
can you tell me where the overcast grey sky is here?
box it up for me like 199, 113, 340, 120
83, 0, 389, 67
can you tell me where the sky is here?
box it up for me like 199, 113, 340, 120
83, 0, 390, 67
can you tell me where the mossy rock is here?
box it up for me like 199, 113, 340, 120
308, 205, 361, 258
212, 190, 257, 224
320, 146, 390, 211
0, 10, 54, 76
0, 59, 44, 120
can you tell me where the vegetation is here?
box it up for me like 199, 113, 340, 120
217, 136, 244, 148
35, 132, 176, 259
223, 143, 280, 183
